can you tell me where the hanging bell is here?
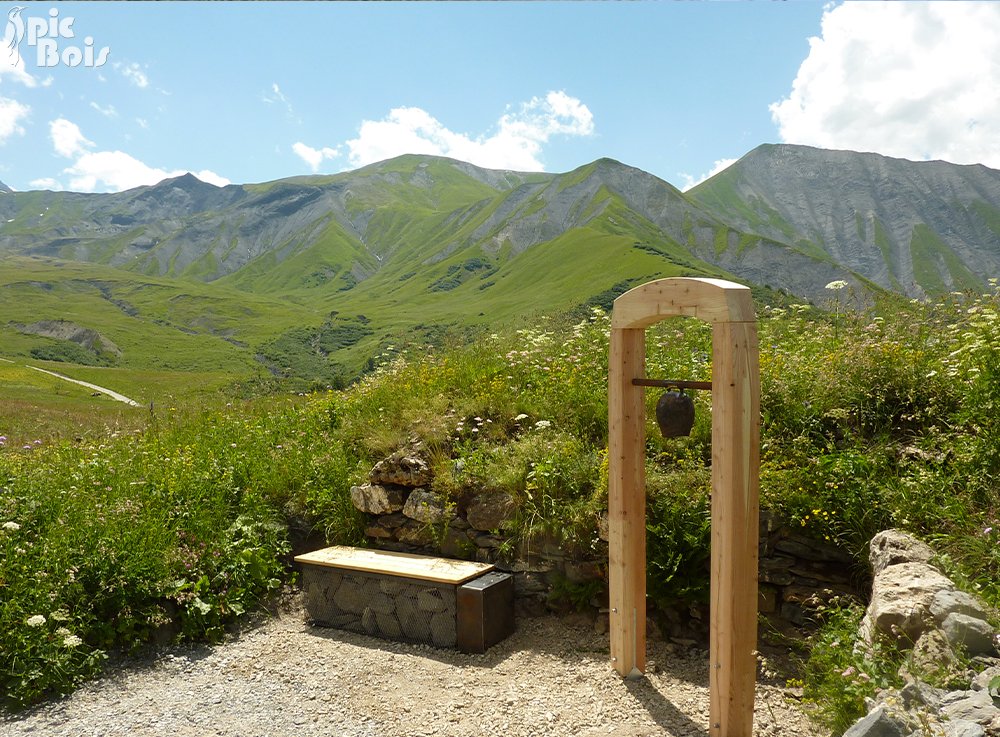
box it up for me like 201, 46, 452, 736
655, 389, 695, 438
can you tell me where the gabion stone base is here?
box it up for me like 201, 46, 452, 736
303, 567, 458, 647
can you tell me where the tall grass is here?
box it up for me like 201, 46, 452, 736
5, 286, 1000, 717
0, 399, 364, 708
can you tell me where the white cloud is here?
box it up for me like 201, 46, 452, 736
47, 118, 229, 192
89, 102, 118, 118
263, 82, 299, 123
679, 157, 738, 192
264, 83, 289, 107
292, 142, 340, 172
115, 61, 149, 89
50, 118, 94, 157
0, 97, 30, 143
343, 90, 595, 171
136, 118, 149, 129
64, 151, 230, 192
29, 178, 62, 191
771, 2, 1000, 168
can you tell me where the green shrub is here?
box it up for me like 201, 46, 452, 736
799, 605, 904, 734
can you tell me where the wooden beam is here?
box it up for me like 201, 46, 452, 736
611, 277, 754, 330
709, 319, 760, 737
608, 326, 646, 677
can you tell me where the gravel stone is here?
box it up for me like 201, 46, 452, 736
0, 593, 823, 737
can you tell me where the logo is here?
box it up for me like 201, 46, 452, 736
6, 6, 109, 69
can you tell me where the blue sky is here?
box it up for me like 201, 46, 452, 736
2, 2, 999, 193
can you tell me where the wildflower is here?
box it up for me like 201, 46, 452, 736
514, 414, 529, 422
56, 627, 71, 637
26, 614, 46, 628
534, 420, 552, 430
3, 521, 20, 531
841, 666, 856, 677
825, 280, 848, 291
62, 634, 82, 648
33, 439, 41, 445
985, 527, 994, 536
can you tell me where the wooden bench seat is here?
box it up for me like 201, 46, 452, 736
294, 545, 514, 653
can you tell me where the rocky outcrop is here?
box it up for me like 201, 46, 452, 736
13, 319, 121, 357
861, 530, 997, 655
845, 530, 1000, 737
689, 144, 1000, 299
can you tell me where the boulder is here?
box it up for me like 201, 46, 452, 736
402, 489, 450, 523
930, 589, 992, 625
862, 561, 953, 644
941, 612, 997, 656
396, 523, 436, 546
842, 705, 909, 737
941, 689, 1000, 726
906, 627, 964, 685
370, 450, 432, 487
350, 483, 405, 515
869, 529, 935, 576
466, 492, 516, 531
971, 665, 1000, 692
943, 720, 986, 737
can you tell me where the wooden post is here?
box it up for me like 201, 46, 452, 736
608, 327, 646, 678
608, 277, 760, 737
709, 319, 760, 737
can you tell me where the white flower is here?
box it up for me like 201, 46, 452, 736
62, 634, 82, 648
534, 420, 552, 430
26, 614, 46, 628
55, 627, 71, 637
3, 521, 20, 531
514, 414, 529, 422
825, 280, 849, 291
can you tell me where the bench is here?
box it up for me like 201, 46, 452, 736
294, 546, 514, 653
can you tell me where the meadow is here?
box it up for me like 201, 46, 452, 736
3, 286, 1000, 733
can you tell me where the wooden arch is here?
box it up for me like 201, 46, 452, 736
608, 277, 760, 737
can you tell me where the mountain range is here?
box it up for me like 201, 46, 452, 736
2, 144, 999, 381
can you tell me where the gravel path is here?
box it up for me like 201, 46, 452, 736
2, 594, 821, 737
25, 365, 141, 406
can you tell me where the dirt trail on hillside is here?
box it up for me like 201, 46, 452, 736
26, 365, 141, 407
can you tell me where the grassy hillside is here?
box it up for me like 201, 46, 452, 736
0, 254, 322, 373
5, 286, 1000, 732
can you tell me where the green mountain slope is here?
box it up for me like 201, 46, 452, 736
0, 254, 320, 376
689, 144, 1000, 298
4, 146, 998, 380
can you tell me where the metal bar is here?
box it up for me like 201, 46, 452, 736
631, 378, 713, 390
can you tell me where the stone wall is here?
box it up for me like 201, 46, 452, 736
758, 509, 861, 625
349, 446, 863, 630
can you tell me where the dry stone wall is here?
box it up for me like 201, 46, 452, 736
349, 447, 863, 630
